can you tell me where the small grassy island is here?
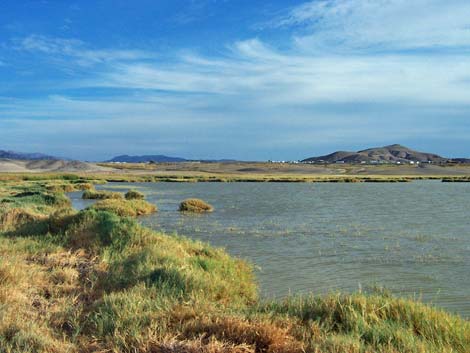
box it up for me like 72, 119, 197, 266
0, 174, 469, 353
179, 198, 215, 213
125, 189, 145, 200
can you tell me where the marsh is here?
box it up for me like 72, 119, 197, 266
70, 180, 470, 318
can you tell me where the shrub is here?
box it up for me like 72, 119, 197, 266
179, 199, 214, 213
125, 190, 145, 200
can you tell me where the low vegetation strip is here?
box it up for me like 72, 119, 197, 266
2, 171, 470, 183
442, 176, 470, 182
0, 176, 469, 352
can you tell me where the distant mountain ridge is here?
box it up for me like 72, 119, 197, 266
0, 150, 60, 161
107, 155, 188, 163
302, 144, 449, 164
106, 154, 240, 163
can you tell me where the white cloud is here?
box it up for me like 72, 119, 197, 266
12, 6, 470, 107
277, 0, 470, 52
71, 37, 470, 106
17, 34, 154, 66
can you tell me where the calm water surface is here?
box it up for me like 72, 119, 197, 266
69, 181, 470, 317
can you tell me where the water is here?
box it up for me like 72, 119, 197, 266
69, 181, 470, 318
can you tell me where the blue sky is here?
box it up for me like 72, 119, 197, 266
1, 0, 470, 161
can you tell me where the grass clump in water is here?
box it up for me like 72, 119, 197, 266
82, 189, 123, 200
179, 198, 214, 213
125, 189, 145, 200
89, 198, 157, 217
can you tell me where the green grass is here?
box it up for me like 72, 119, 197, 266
254, 294, 470, 352
0, 177, 469, 352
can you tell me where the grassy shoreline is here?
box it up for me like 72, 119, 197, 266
3, 171, 470, 183
0, 175, 469, 352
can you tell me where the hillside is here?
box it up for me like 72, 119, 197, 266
0, 159, 111, 172
0, 149, 60, 160
302, 144, 448, 163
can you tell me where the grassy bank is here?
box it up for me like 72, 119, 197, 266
3, 171, 470, 183
0, 177, 469, 352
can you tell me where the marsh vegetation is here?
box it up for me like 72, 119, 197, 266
179, 198, 214, 213
82, 189, 123, 200
90, 198, 157, 217
125, 189, 145, 200
0, 175, 469, 352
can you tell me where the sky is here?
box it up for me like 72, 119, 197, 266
1, 0, 470, 161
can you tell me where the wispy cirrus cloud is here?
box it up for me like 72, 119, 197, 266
3, 33, 470, 156
73, 38, 470, 106
275, 0, 470, 52
10, 4, 470, 106
16, 34, 154, 67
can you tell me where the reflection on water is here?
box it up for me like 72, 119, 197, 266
69, 181, 470, 317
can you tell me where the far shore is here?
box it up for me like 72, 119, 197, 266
2, 160, 470, 183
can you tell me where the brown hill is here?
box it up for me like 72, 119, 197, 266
302, 144, 448, 163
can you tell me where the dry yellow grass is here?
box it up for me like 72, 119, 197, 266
0, 208, 46, 232
179, 198, 214, 213
90, 198, 157, 216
